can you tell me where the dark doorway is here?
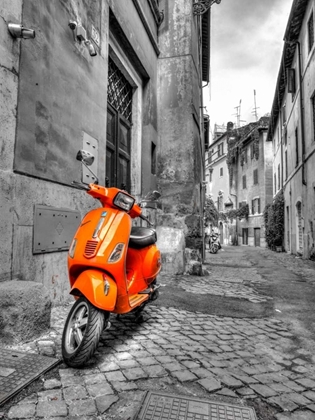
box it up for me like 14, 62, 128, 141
254, 228, 261, 247
242, 228, 248, 245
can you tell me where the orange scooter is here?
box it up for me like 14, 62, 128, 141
62, 150, 161, 367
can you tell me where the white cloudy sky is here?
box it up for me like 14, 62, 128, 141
205, 0, 293, 133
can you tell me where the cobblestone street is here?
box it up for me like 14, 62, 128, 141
2, 246, 315, 420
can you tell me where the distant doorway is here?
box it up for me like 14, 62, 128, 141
296, 201, 303, 253
254, 228, 261, 247
242, 228, 248, 245
219, 222, 223, 244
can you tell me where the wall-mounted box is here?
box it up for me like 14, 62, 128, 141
33, 205, 81, 254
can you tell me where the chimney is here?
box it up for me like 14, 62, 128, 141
227, 122, 234, 131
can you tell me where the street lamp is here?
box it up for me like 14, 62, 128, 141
193, 0, 221, 15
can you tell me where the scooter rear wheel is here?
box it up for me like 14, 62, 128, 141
62, 296, 105, 368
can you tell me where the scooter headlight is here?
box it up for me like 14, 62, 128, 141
108, 243, 125, 263
113, 192, 135, 212
69, 238, 77, 258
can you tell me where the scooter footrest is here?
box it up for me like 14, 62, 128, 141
138, 288, 151, 294
138, 284, 161, 295
129, 293, 149, 308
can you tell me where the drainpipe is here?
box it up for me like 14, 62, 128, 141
296, 41, 307, 186
198, 13, 206, 262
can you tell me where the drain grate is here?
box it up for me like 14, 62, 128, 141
0, 348, 60, 406
134, 391, 257, 420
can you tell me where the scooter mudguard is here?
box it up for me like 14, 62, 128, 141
70, 269, 117, 311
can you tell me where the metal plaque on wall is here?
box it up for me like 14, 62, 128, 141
82, 132, 98, 184
33, 205, 81, 254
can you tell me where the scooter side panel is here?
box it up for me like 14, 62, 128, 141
141, 245, 161, 282
70, 269, 117, 311
125, 248, 147, 294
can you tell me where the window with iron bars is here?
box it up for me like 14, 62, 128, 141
106, 57, 133, 191
107, 58, 133, 122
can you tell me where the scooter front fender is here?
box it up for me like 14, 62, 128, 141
70, 269, 117, 311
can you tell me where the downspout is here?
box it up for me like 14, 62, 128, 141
296, 41, 307, 186
198, 13, 206, 262
280, 57, 285, 191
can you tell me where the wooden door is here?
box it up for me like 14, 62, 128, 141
254, 228, 261, 247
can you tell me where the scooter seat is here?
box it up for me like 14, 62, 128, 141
129, 227, 157, 249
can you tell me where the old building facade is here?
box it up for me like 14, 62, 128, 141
205, 124, 234, 244
228, 118, 273, 247
268, 0, 315, 258
0, 0, 210, 308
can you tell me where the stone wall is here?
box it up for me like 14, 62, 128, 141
157, 0, 204, 260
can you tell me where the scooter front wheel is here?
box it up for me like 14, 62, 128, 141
210, 243, 219, 254
62, 296, 105, 368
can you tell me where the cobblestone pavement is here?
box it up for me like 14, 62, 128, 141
2, 246, 315, 420
162, 265, 272, 303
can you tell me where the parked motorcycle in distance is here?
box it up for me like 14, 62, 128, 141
209, 232, 221, 254
62, 150, 161, 368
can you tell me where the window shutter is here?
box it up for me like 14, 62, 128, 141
253, 169, 258, 184
287, 68, 296, 94
252, 200, 254, 214
258, 198, 261, 214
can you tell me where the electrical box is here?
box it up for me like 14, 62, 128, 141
76, 25, 86, 42
33, 205, 81, 254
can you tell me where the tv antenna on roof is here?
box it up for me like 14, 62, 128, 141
233, 99, 246, 128
252, 90, 260, 121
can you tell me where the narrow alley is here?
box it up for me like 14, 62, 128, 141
2, 246, 315, 420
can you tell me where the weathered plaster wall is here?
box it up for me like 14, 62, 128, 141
14, 0, 108, 185
157, 0, 203, 252
0, 0, 162, 304
0, 0, 22, 281
235, 131, 271, 247
279, 0, 315, 259
0, 0, 109, 305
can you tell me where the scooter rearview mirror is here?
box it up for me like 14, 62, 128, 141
76, 150, 94, 166
144, 190, 161, 201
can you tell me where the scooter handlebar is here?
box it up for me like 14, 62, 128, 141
139, 213, 153, 227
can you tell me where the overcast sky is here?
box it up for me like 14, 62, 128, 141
205, 0, 293, 133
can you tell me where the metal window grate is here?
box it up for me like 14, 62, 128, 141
107, 58, 133, 122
